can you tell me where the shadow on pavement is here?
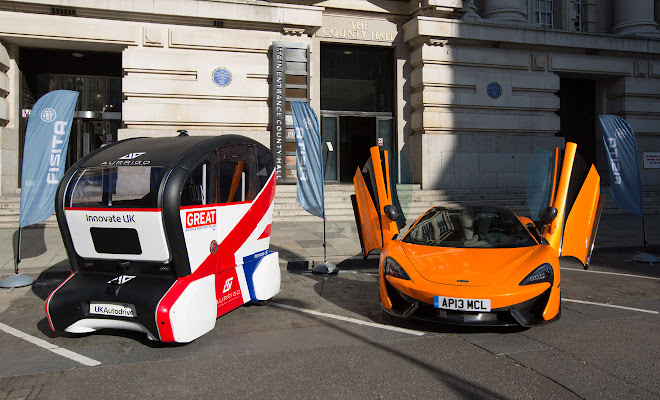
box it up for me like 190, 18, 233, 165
305, 273, 527, 335
13, 226, 48, 261
272, 301, 512, 400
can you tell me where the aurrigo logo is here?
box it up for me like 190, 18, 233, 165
119, 152, 145, 160
186, 209, 216, 229
107, 275, 136, 285
222, 277, 234, 293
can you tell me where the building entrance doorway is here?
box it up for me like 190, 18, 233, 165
321, 115, 393, 182
18, 48, 122, 184
320, 43, 395, 182
559, 78, 596, 166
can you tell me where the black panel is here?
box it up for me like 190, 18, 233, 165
161, 167, 192, 277
91, 228, 142, 255
47, 271, 176, 338
559, 79, 596, 166
563, 152, 590, 225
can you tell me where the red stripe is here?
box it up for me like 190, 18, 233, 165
45, 272, 75, 332
65, 207, 161, 212
218, 172, 276, 268
179, 201, 251, 210
258, 224, 272, 239
156, 171, 276, 342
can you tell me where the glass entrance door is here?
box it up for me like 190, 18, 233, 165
321, 116, 338, 181
321, 114, 393, 183
68, 112, 122, 170
339, 116, 376, 182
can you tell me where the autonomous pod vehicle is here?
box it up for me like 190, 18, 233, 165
47, 134, 280, 343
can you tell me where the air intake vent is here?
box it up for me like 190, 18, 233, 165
51, 7, 76, 16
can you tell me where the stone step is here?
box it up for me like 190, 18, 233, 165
1, 186, 659, 227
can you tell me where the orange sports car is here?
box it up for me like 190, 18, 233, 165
352, 143, 602, 327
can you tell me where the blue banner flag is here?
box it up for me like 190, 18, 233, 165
19, 90, 78, 227
290, 101, 324, 218
598, 115, 643, 217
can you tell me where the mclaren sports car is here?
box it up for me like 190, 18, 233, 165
351, 143, 603, 327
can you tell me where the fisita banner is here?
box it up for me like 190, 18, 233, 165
19, 90, 79, 227
290, 101, 324, 218
598, 115, 644, 217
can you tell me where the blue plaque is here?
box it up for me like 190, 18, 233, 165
487, 82, 502, 99
212, 67, 232, 87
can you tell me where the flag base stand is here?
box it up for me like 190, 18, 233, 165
0, 273, 35, 288
632, 252, 659, 263
312, 261, 338, 275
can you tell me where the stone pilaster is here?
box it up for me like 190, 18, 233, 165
612, 0, 660, 37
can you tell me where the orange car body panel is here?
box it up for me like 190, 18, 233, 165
380, 241, 557, 311
562, 165, 603, 265
544, 142, 576, 251
369, 147, 399, 246
353, 169, 383, 256
352, 148, 398, 257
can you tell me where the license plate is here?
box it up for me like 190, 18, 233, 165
434, 296, 491, 312
89, 302, 137, 318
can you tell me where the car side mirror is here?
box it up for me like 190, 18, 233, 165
538, 207, 558, 225
384, 205, 401, 222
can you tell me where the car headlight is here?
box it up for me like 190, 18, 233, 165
519, 263, 553, 286
383, 257, 411, 280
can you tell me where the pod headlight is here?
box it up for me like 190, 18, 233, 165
519, 263, 553, 286
383, 257, 410, 280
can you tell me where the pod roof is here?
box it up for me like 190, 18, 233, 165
75, 135, 267, 171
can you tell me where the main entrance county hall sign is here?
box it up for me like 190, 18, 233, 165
316, 16, 399, 43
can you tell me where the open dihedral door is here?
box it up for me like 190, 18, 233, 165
351, 147, 399, 259
542, 142, 604, 267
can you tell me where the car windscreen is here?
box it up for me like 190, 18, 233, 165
402, 206, 537, 248
67, 166, 167, 209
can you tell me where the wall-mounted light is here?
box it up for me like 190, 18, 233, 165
72, 52, 85, 58
343, 50, 353, 55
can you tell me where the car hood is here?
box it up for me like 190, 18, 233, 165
402, 243, 536, 286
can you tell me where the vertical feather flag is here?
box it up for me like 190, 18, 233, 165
599, 115, 643, 217
290, 101, 324, 218
19, 90, 78, 227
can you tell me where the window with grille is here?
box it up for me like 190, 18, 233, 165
535, 0, 553, 29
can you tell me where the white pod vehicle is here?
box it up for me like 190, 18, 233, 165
47, 134, 280, 343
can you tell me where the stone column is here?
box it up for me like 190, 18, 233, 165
480, 0, 527, 22
612, 0, 660, 37
0, 41, 20, 195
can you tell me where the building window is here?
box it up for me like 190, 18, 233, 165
535, 0, 553, 29
570, 0, 582, 31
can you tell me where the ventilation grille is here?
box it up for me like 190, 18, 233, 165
51, 7, 76, 16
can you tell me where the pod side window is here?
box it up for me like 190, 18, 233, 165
180, 159, 213, 207
216, 144, 259, 204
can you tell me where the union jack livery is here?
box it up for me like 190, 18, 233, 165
47, 134, 280, 343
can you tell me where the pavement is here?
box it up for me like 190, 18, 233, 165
0, 214, 658, 399
1, 214, 659, 279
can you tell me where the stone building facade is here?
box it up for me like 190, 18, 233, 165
0, 0, 658, 194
